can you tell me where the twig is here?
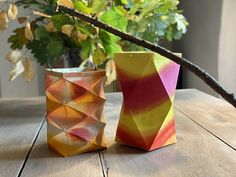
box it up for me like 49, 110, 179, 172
58, 5, 236, 109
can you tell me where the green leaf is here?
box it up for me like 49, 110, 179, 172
27, 40, 49, 65
139, 0, 160, 17
26, 30, 64, 65
121, 0, 128, 5
99, 7, 127, 42
108, 43, 122, 56
74, 1, 92, 14
8, 27, 30, 50
35, 27, 50, 40
166, 26, 173, 41
91, 0, 107, 14
175, 13, 187, 33
52, 14, 73, 31
80, 39, 92, 59
99, 30, 122, 57
99, 7, 127, 32
93, 48, 107, 65
114, 0, 127, 5
47, 41, 64, 60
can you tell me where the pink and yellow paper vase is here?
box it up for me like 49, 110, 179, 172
114, 52, 180, 151
45, 68, 107, 156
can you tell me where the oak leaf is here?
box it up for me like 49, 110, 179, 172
32, 10, 51, 18
9, 60, 25, 81
105, 59, 117, 85
45, 21, 57, 32
25, 22, 34, 41
22, 58, 34, 82
57, 0, 74, 8
6, 50, 23, 64
61, 24, 74, 37
7, 4, 18, 20
0, 11, 9, 31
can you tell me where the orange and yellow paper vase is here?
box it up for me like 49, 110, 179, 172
114, 52, 180, 151
45, 68, 107, 156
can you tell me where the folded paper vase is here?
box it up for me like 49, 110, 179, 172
45, 68, 107, 156
114, 52, 180, 151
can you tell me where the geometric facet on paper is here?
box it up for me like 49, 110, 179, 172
45, 69, 107, 156
114, 52, 180, 151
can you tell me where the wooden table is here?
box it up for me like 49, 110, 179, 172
0, 89, 236, 177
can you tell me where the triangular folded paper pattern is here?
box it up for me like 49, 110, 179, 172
46, 69, 107, 156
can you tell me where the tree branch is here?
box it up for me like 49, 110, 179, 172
58, 5, 236, 109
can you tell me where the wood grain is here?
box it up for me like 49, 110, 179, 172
175, 89, 236, 149
101, 92, 236, 177
20, 120, 104, 177
0, 97, 45, 177
1, 89, 235, 177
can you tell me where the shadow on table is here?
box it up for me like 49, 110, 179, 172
20, 142, 102, 176
100, 142, 186, 177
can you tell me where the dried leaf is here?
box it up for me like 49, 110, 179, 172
61, 24, 74, 37
7, 4, 18, 20
105, 59, 117, 85
17, 17, 28, 24
32, 10, 51, 18
9, 60, 25, 81
57, 0, 75, 8
6, 50, 23, 64
0, 11, 9, 31
45, 21, 57, 32
76, 31, 87, 41
22, 58, 34, 82
25, 22, 34, 41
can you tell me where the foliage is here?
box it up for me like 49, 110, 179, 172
1, 0, 188, 82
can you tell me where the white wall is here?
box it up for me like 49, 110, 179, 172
174, 0, 223, 96
218, 0, 236, 95
0, 8, 42, 98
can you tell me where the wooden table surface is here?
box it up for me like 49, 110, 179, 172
0, 89, 236, 177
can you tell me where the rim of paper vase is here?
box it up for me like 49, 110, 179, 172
45, 68, 106, 76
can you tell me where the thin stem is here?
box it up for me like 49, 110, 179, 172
58, 5, 236, 109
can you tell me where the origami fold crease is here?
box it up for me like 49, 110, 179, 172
114, 52, 180, 151
45, 69, 107, 156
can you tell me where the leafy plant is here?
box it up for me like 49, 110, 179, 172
1, 0, 188, 82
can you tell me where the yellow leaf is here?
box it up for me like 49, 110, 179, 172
7, 4, 18, 20
9, 60, 25, 81
71, 30, 88, 43
93, 48, 107, 65
57, 0, 75, 8
0, 11, 9, 31
6, 50, 23, 64
32, 10, 51, 18
45, 21, 57, 32
105, 59, 117, 85
77, 31, 88, 41
22, 58, 34, 82
25, 22, 34, 41
61, 24, 74, 37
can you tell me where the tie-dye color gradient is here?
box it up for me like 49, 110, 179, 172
114, 52, 180, 151
45, 69, 107, 156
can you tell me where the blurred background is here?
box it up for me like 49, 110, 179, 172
0, 0, 235, 98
